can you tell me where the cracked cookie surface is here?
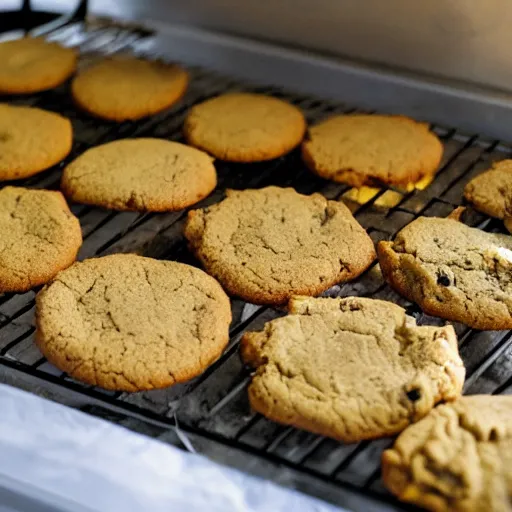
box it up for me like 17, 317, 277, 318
184, 93, 306, 162
0, 104, 72, 180
71, 57, 188, 121
0, 186, 81, 292
62, 138, 216, 211
0, 38, 77, 94
378, 215, 512, 329
383, 395, 512, 512
241, 296, 464, 442
302, 114, 443, 187
184, 186, 376, 305
35, 254, 231, 391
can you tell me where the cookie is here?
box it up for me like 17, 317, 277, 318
464, 159, 512, 219
0, 186, 81, 292
505, 208, 512, 234
0, 37, 77, 94
241, 296, 464, 442
0, 104, 72, 181
382, 395, 512, 512
184, 186, 376, 305
378, 213, 512, 330
302, 114, 443, 187
62, 138, 216, 212
71, 57, 189, 121
184, 93, 306, 162
35, 254, 231, 392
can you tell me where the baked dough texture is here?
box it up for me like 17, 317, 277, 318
0, 37, 77, 94
383, 395, 512, 512
0, 104, 72, 181
463, 159, 512, 234
464, 159, 512, 220
0, 186, 82, 292
184, 93, 306, 162
71, 57, 189, 121
35, 254, 232, 392
184, 186, 376, 305
505, 211, 512, 234
302, 114, 443, 187
62, 138, 216, 211
241, 296, 464, 442
378, 215, 512, 330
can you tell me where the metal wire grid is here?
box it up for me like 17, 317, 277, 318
1, 20, 512, 508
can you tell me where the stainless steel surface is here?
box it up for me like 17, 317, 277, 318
135, 23, 512, 143
1, 11, 512, 512
85, 0, 512, 93
21, 2, 512, 141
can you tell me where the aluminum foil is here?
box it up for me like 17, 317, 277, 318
0, 383, 344, 512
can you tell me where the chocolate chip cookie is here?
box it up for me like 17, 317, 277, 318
241, 296, 464, 442
378, 214, 512, 329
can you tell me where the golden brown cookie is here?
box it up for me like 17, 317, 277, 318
378, 214, 512, 330
0, 104, 72, 181
505, 209, 512, 234
184, 93, 306, 162
0, 37, 77, 94
71, 57, 189, 121
35, 254, 232, 392
302, 114, 443, 187
0, 186, 81, 292
241, 296, 464, 443
184, 186, 376, 305
62, 138, 216, 212
464, 159, 512, 219
383, 395, 512, 512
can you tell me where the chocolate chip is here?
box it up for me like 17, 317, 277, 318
406, 388, 421, 402
339, 302, 362, 312
437, 274, 451, 286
